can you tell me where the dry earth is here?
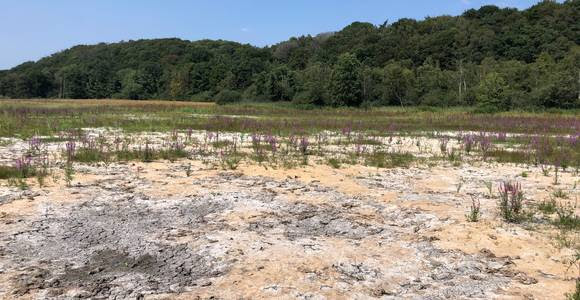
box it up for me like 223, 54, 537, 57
0, 132, 578, 299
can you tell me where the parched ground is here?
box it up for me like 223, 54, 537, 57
0, 138, 578, 299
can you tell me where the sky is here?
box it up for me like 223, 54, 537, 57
0, 0, 544, 70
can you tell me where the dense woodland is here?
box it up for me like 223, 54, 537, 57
0, 1, 578, 111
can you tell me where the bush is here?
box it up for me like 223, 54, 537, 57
476, 72, 510, 113
191, 91, 214, 102
215, 90, 242, 105
498, 181, 525, 222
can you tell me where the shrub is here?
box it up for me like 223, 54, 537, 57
466, 196, 482, 222
555, 201, 580, 230
498, 181, 525, 222
215, 90, 242, 105
475, 72, 510, 113
327, 158, 341, 169
0, 165, 26, 179
537, 198, 557, 214
191, 91, 214, 102
365, 152, 415, 168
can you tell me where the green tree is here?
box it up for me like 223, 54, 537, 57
61, 65, 89, 99
115, 69, 144, 100
294, 62, 332, 105
264, 66, 296, 101
330, 53, 363, 107
383, 62, 415, 107
476, 72, 510, 112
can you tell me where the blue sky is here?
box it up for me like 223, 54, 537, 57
0, 0, 543, 70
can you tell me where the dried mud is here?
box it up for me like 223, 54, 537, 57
0, 135, 578, 299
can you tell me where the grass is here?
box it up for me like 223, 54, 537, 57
72, 148, 112, 163
364, 152, 415, 169
553, 189, 569, 199
0, 164, 38, 180
0, 99, 577, 168
466, 196, 482, 222
220, 154, 242, 170
538, 199, 558, 214
212, 140, 234, 149
555, 202, 580, 230
327, 158, 341, 169
0, 165, 25, 179
487, 149, 530, 164
1, 100, 579, 138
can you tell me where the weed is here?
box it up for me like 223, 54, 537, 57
555, 231, 574, 248
72, 148, 110, 163
456, 177, 464, 194
498, 181, 525, 223
555, 201, 580, 230
327, 158, 341, 169
0, 165, 24, 179
553, 189, 569, 199
220, 153, 242, 170
483, 181, 493, 198
143, 140, 155, 162
158, 148, 189, 162
538, 198, 558, 214
8, 177, 29, 190
365, 152, 415, 169
466, 196, 482, 222
64, 163, 75, 187
542, 166, 550, 177
299, 136, 309, 156
439, 137, 449, 154
51, 172, 60, 184
487, 149, 530, 165
36, 171, 47, 188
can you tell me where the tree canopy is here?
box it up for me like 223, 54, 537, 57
1, 1, 578, 110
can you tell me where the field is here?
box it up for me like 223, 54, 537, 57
0, 99, 578, 299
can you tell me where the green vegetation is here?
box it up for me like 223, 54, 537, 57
1, 100, 578, 139
567, 279, 580, 300
537, 198, 558, 214
466, 197, 482, 222
0, 165, 26, 179
364, 151, 415, 168
0, 1, 578, 110
498, 181, 526, 223
555, 202, 580, 230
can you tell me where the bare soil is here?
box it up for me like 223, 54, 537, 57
0, 135, 578, 299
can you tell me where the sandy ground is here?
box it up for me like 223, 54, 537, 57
0, 134, 578, 299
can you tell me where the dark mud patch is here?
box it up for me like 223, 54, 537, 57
49, 247, 228, 299
248, 201, 385, 240
4, 184, 235, 298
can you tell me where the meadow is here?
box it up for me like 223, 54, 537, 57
0, 99, 578, 299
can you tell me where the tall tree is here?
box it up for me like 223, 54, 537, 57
330, 53, 363, 107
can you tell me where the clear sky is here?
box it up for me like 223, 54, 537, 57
0, 0, 544, 70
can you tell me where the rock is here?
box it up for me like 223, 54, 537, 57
514, 273, 538, 285
480, 248, 496, 258
486, 261, 505, 272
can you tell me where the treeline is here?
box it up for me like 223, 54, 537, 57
0, 1, 578, 110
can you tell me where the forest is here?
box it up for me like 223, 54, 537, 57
0, 0, 578, 111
